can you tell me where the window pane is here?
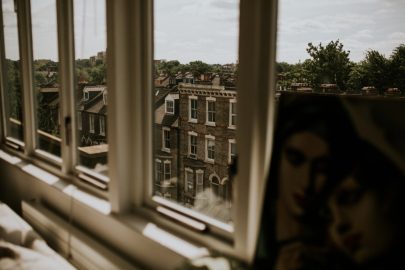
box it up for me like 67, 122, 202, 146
31, 0, 61, 156
153, 0, 239, 224
74, 0, 108, 176
1, 0, 24, 141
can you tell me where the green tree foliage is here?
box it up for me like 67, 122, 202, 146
390, 44, 405, 92
5, 59, 23, 120
304, 40, 352, 91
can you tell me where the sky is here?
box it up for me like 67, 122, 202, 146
2, 0, 405, 64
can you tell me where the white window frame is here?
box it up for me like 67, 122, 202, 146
205, 97, 216, 126
89, 114, 95, 134
229, 99, 237, 129
188, 131, 197, 159
205, 134, 215, 163
99, 115, 106, 136
162, 127, 171, 152
165, 99, 174, 114
188, 95, 198, 123
228, 138, 236, 164
0, 0, 278, 268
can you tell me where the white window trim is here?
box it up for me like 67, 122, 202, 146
229, 99, 237, 129
155, 159, 162, 183
188, 131, 198, 159
0, 0, 279, 268
196, 169, 204, 195
89, 114, 95, 134
188, 95, 198, 123
228, 138, 236, 164
205, 135, 215, 163
205, 97, 216, 126
165, 99, 175, 115
162, 127, 171, 153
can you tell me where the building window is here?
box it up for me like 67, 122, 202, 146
229, 99, 237, 128
165, 100, 174, 114
206, 97, 216, 125
205, 135, 215, 162
84, 91, 89, 101
189, 96, 198, 122
164, 161, 171, 182
229, 139, 236, 164
162, 127, 171, 152
210, 174, 220, 200
196, 170, 204, 195
78, 111, 82, 130
99, 116, 105, 136
89, 114, 95, 133
155, 160, 163, 183
103, 91, 108, 105
185, 168, 194, 193
188, 131, 198, 158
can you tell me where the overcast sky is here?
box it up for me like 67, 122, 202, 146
2, 0, 405, 64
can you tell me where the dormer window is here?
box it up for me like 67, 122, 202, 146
84, 91, 89, 101
165, 100, 174, 114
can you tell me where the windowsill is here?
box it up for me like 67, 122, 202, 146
228, 125, 236, 130
162, 148, 171, 153
205, 122, 216, 127
188, 154, 197, 160
205, 159, 215, 164
188, 119, 198, 123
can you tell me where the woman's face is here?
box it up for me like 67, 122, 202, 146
279, 131, 330, 217
328, 176, 395, 265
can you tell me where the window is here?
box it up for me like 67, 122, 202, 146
185, 168, 194, 193
188, 131, 197, 158
74, 0, 108, 176
99, 116, 105, 136
1, 0, 24, 143
155, 159, 163, 183
228, 139, 236, 164
205, 135, 215, 162
31, 0, 61, 157
206, 97, 216, 125
89, 114, 95, 134
196, 170, 204, 195
165, 100, 174, 114
189, 96, 198, 122
229, 99, 237, 128
164, 161, 171, 182
162, 127, 170, 152
78, 111, 82, 131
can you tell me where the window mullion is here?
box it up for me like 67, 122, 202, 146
0, 6, 6, 141
234, 0, 278, 263
56, 0, 76, 175
17, 0, 35, 156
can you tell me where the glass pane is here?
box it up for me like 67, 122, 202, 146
1, 0, 24, 141
153, 0, 240, 224
74, 0, 108, 176
276, 0, 405, 97
31, 0, 61, 156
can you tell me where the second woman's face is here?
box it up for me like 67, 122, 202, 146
279, 131, 330, 217
328, 176, 395, 265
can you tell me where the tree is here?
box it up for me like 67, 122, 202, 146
186, 61, 212, 77
362, 50, 390, 94
304, 40, 352, 91
390, 44, 405, 93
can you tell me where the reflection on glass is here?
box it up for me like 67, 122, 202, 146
1, 0, 24, 141
153, 0, 240, 224
31, 0, 61, 156
74, 0, 108, 176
